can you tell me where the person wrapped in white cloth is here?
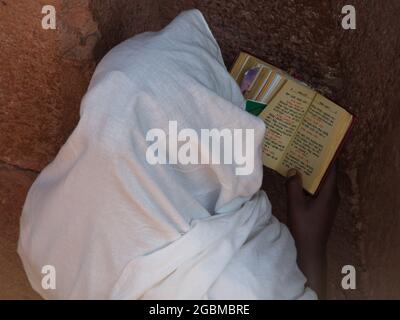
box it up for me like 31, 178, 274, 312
18, 9, 339, 300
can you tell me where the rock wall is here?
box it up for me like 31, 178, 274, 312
0, 0, 399, 299
0, 0, 99, 299
333, 0, 400, 299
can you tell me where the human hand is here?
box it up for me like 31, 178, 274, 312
285, 164, 340, 298
286, 164, 339, 254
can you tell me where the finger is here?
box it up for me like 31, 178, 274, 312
317, 163, 339, 202
286, 169, 306, 210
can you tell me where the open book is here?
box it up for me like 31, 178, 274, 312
231, 52, 354, 195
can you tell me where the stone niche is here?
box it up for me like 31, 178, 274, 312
0, 0, 399, 299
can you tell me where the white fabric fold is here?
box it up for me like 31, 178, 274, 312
18, 9, 316, 300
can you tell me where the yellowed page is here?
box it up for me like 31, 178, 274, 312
277, 94, 353, 194
255, 71, 276, 101
258, 80, 316, 170
257, 73, 286, 105
245, 66, 272, 100
231, 52, 307, 87
231, 53, 261, 85
230, 52, 248, 80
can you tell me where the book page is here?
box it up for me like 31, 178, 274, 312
276, 94, 353, 194
231, 53, 263, 85
256, 72, 286, 105
245, 66, 272, 100
258, 80, 316, 170
230, 52, 248, 81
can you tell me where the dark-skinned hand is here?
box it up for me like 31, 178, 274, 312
286, 163, 340, 299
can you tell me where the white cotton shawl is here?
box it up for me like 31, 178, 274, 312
18, 9, 316, 300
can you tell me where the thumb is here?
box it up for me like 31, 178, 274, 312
286, 169, 306, 211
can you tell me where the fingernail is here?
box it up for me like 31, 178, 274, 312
286, 169, 298, 178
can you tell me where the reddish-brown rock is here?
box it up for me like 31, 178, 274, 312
0, 0, 98, 172
0, 164, 39, 299
0, 0, 98, 299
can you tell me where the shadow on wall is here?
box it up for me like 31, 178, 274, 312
0, 0, 399, 299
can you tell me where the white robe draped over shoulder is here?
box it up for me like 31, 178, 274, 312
18, 9, 316, 300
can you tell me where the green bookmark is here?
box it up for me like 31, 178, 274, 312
245, 100, 267, 116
